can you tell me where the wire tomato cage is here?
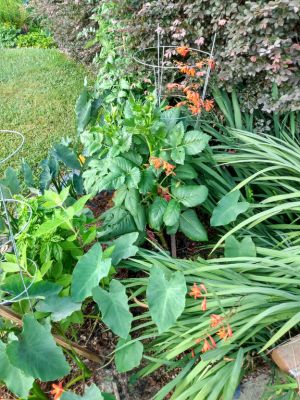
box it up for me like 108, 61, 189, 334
0, 130, 37, 307
133, 27, 217, 120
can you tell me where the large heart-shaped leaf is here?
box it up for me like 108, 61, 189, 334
148, 197, 168, 231
92, 280, 132, 338
7, 314, 70, 381
71, 243, 111, 302
36, 295, 82, 322
211, 190, 250, 227
0, 167, 20, 195
111, 232, 139, 265
115, 336, 143, 373
54, 144, 81, 170
0, 341, 34, 398
147, 266, 187, 333
179, 210, 208, 241
163, 199, 181, 227
224, 236, 256, 258
62, 384, 103, 400
172, 185, 208, 207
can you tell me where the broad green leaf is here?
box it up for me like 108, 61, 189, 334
54, 144, 81, 170
147, 266, 187, 333
0, 216, 6, 232
139, 169, 155, 194
127, 167, 141, 188
171, 147, 185, 164
111, 232, 139, 265
36, 295, 82, 322
179, 210, 208, 241
183, 131, 210, 155
224, 236, 256, 257
163, 200, 180, 227
76, 78, 92, 136
162, 107, 181, 131
70, 194, 92, 215
1, 275, 62, 300
71, 243, 111, 302
113, 187, 127, 206
0, 341, 34, 398
148, 197, 168, 231
7, 314, 70, 381
115, 336, 143, 373
133, 206, 146, 231
62, 384, 103, 400
166, 221, 179, 235
21, 160, 34, 187
223, 348, 244, 400
172, 185, 208, 207
34, 217, 66, 238
0, 167, 20, 195
0, 262, 20, 272
92, 280, 132, 338
175, 164, 198, 180
211, 190, 250, 227
125, 188, 140, 216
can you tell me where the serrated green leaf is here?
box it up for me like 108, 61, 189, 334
7, 314, 70, 381
163, 200, 181, 227
171, 147, 185, 164
147, 266, 187, 333
36, 295, 82, 321
0, 341, 34, 398
211, 190, 250, 227
172, 185, 208, 207
139, 169, 155, 194
92, 280, 132, 338
125, 189, 140, 216
175, 164, 198, 180
179, 209, 208, 241
148, 197, 168, 231
115, 336, 143, 373
183, 131, 210, 155
71, 243, 111, 302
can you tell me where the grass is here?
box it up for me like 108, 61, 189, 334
0, 48, 91, 168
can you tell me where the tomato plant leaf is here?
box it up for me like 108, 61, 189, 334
71, 243, 111, 302
115, 336, 143, 373
92, 280, 132, 338
0, 341, 34, 398
7, 314, 70, 381
147, 266, 187, 333
211, 190, 250, 227
179, 210, 208, 241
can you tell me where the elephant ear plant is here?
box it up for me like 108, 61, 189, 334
81, 94, 211, 245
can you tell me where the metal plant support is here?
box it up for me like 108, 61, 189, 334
133, 28, 217, 106
0, 130, 36, 307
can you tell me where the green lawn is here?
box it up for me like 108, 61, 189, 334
0, 48, 90, 168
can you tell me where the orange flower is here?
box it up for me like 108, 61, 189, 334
189, 105, 201, 115
180, 65, 196, 77
204, 99, 214, 112
196, 61, 204, 69
165, 105, 174, 110
162, 160, 176, 176
202, 338, 212, 353
175, 101, 187, 108
217, 325, 233, 341
189, 283, 202, 299
191, 348, 195, 358
208, 335, 217, 348
207, 58, 215, 70
210, 314, 224, 328
200, 283, 208, 294
149, 156, 163, 169
176, 46, 190, 57
195, 338, 202, 344
201, 297, 207, 311
166, 83, 183, 91
51, 382, 64, 400
78, 155, 85, 165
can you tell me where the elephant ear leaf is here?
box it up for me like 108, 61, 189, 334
211, 190, 250, 227
147, 266, 187, 333
61, 384, 103, 400
6, 314, 70, 381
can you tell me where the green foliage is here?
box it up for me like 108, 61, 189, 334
17, 31, 56, 48
61, 384, 103, 400
0, 23, 20, 48
211, 190, 250, 227
115, 336, 144, 373
81, 94, 211, 242
0, 0, 27, 27
7, 315, 70, 381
